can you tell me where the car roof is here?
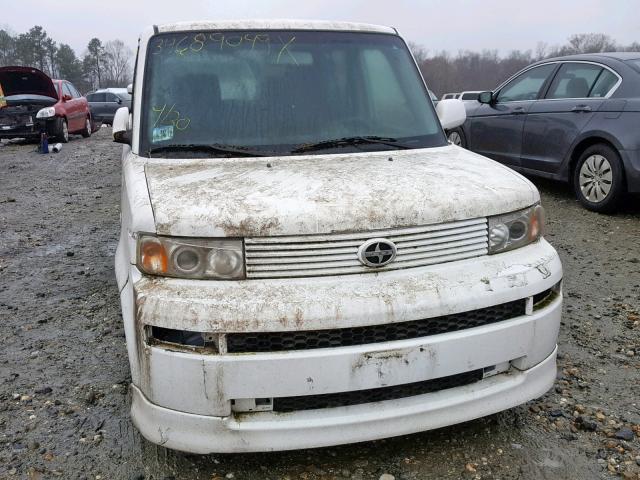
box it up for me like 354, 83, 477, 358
539, 52, 640, 63
94, 88, 128, 93
155, 19, 396, 35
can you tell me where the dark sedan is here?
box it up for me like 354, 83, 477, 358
86, 89, 131, 125
448, 53, 640, 212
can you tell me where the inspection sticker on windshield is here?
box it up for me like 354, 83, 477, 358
152, 125, 174, 143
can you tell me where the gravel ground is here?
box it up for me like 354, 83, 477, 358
1, 129, 639, 480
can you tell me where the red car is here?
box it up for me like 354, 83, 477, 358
0, 66, 92, 142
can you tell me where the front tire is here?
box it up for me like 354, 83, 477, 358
57, 118, 69, 143
81, 117, 92, 138
573, 144, 625, 213
447, 128, 466, 148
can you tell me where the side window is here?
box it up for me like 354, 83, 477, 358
546, 63, 603, 99
90, 92, 106, 102
589, 69, 619, 98
497, 64, 556, 102
62, 83, 73, 98
105, 93, 119, 103
69, 84, 81, 98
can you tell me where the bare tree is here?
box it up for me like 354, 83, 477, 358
535, 41, 548, 61
0, 29, 16, 66
411, 33, 638, 97
103, 39, 133, 87
408, 42, 428, 64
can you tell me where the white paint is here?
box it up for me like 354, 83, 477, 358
436, 99, 466, 129
134, 240, 561, 333
143, 146, 538, 238
130, 347, 557, 453
156, 19, 396, 35
116, 21, 563, 453
143, 297, 561, 416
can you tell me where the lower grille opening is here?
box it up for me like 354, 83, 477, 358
533, 281, 562, 310
148, 326, 218, 353
151, 326, 205, 346
272, 369, 484, 413
227, 300, 526, 353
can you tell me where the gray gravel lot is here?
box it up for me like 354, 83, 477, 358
1, 129, 639, 480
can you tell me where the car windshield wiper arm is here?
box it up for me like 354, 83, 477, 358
291, 136, 415, 154
148, 144, 272, 158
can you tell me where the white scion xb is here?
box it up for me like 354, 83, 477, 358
113, 20, 562, 453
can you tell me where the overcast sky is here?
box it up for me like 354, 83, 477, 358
2, 0, 638, 55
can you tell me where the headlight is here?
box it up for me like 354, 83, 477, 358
36, 107, 56, 119
488, 204, 544, 254
137, 235, 245, 279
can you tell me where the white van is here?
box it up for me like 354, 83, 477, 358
113, 20, 562, 453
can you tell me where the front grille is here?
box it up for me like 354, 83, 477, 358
226, 300, 525, 353
272, 369, 484, 412
244, 218, 489, 278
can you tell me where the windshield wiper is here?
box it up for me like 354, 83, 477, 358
291, 136, 415, 154
148, 144, 272, 158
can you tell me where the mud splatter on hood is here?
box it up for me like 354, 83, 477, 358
143, 146, 538, 237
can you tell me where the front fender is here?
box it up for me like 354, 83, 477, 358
116, 151, 155, 291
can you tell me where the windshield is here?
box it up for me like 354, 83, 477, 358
141, 30, 445, 156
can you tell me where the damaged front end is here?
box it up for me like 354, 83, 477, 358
0, 96, 58, 140
0, 66, 59, 140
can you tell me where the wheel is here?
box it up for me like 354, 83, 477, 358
573, 144, 625, 213
57, 118, 69, 143
447, 128, 466, 148
81, 117, 92, 138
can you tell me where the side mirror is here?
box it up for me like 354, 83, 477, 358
62, 94, 72, 102
126, 83, 133, 95
117, 97, 123, 104
113, 106, 131, 145
478, 91, 494, 104
435, 99, 466, 130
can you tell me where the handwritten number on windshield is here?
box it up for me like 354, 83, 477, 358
190, 33, 206, 52
152, 32, 295, 59
276, 36, 297, 64
152, 104, 191, 130
175, 36, 190, 56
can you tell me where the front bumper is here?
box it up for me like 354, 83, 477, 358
121, 239, 562, 452
0, 117, 57, 139
131, 346, 557, 453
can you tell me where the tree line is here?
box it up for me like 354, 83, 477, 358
411, 33, 640, 97
0, 27, 637, 99
0, 25, 133, 94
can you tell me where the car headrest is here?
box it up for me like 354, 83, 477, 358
565, 77, 590, 98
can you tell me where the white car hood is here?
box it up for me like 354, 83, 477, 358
144, 146, 538, 238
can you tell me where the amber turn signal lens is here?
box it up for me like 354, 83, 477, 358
140, 239, 168, 274
529, 205, 545, 241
